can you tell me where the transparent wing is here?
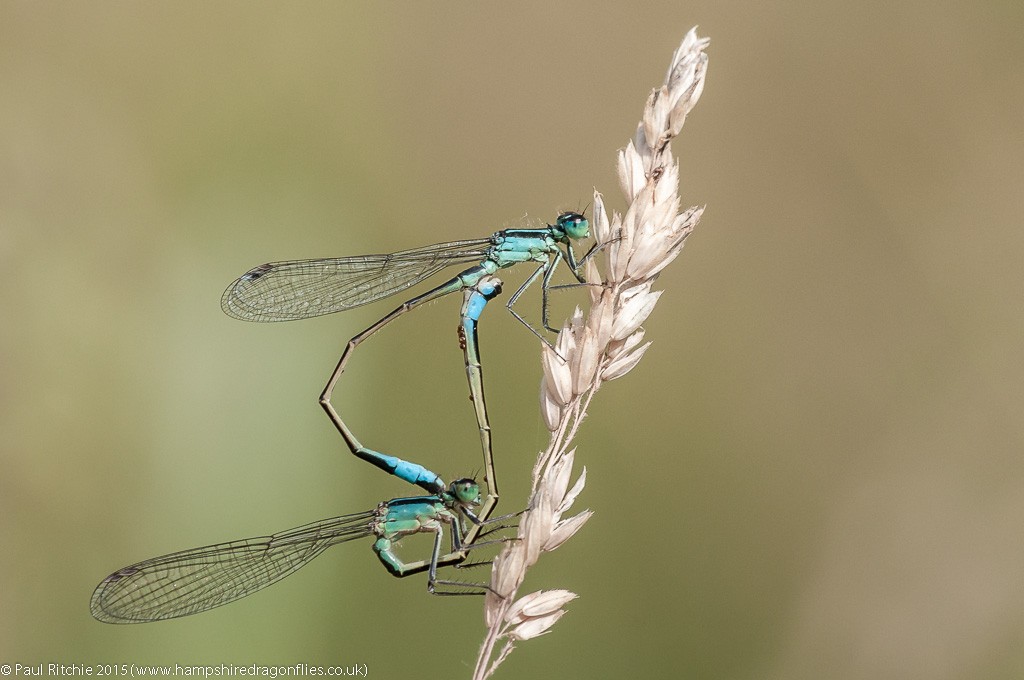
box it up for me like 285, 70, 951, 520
90, 510, 377, 623
221, 238, 493, 322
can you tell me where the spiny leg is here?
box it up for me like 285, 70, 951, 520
505, 260, 556, 349
430, 505, 519, 595
540, 250, 565, 332
453, 508, 524, 572
505, 247, 594, 343
429, 526, 501, 597
541, 237, 621, 329
546, 233, 619, 294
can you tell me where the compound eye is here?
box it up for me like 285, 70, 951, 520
451, 479, 480, 504
568, 215, 590, 239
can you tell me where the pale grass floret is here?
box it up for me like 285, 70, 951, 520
472, 27, 710, 680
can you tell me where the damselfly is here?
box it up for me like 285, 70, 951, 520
90, 476, 503, 623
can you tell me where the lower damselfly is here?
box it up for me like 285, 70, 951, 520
91, 476, 505, 623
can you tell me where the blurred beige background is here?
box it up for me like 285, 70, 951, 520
3, 2, 1023, 679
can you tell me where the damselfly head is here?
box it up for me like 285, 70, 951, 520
555, 211, 590, 241
450, 478, 481, 506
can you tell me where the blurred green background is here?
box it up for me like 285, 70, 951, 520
3, 1, 1023, 678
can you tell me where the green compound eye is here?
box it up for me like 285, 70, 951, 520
556, 211, 590, 240
451, 479, 481, 505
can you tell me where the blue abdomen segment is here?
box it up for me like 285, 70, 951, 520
464, 279, 502, 322
356, 448, 445, 495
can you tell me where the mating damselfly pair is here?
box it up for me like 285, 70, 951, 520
91, 211, 594, 623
